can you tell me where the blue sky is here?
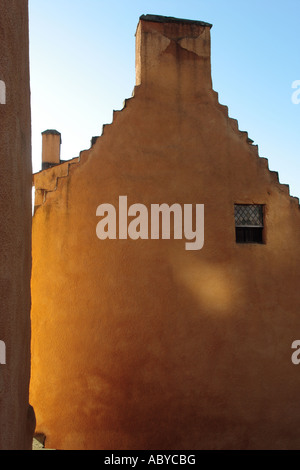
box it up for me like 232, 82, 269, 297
29, 0, 300, 198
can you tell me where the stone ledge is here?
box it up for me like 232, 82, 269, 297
139, 14, 213, 28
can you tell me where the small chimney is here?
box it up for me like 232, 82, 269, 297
41, 130, 62, 170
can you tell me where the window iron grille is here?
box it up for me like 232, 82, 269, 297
234, 204, 263, 228
234, 204, 264, 244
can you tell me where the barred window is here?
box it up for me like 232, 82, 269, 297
234, 204, 264, 244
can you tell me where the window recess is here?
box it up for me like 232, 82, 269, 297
234, 204, 264, 244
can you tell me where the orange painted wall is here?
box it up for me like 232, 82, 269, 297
31, 16, 300, 450
0, 0, 34, 449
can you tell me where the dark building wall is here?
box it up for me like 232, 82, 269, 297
0, 0, 34, 450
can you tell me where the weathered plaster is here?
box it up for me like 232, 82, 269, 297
31, 15, 300, 450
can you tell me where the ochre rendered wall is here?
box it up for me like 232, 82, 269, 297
31, 16, 300, 450
0, 0, 34, 450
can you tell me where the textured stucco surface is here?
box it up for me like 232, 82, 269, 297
31, 17, 300, 450
0, 0, 34, 450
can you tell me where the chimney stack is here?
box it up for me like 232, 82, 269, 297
41, 129, 61, 170
135, 15, 213, 95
